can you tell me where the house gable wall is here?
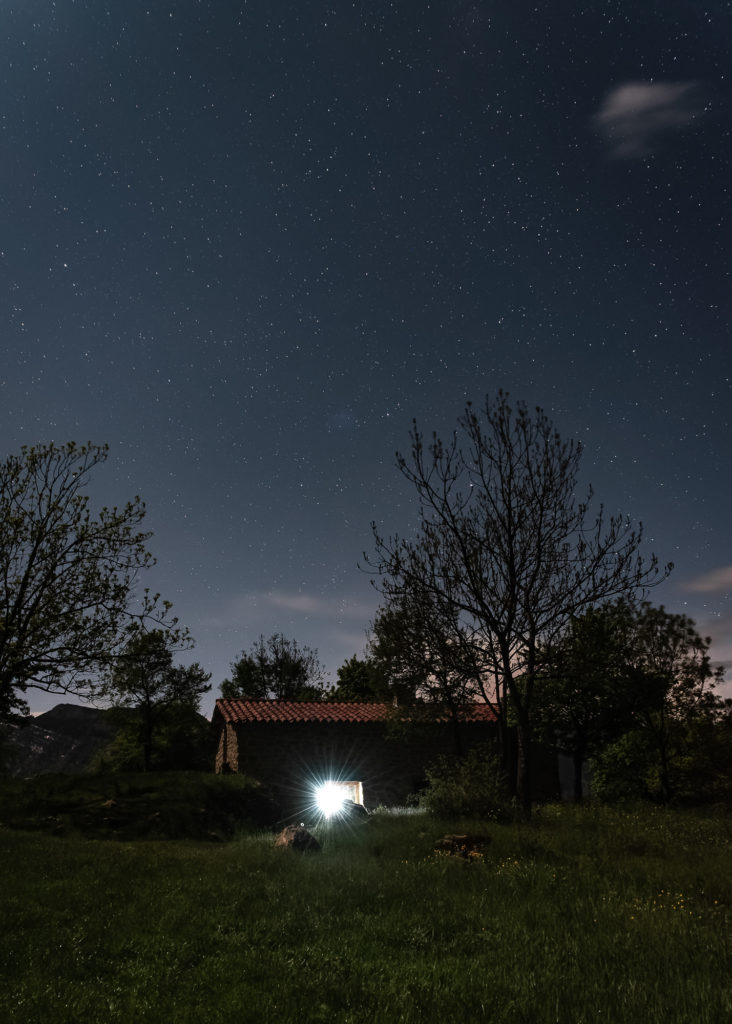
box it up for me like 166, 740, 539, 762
219, 718, 497, 811
214, 722, 239, 774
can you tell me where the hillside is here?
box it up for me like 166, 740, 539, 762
2, 704, 115, 777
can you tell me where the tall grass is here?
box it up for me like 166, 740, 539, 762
1, 803, 730, 1023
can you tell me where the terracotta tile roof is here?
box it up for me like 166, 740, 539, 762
214, 698, 497, 725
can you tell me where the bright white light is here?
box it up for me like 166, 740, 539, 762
315, 782, 347, 818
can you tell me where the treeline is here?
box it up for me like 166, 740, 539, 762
1, 406, 729, 807
218, 601, 732, 809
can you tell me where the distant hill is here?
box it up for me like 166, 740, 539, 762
2, 704, 115, 777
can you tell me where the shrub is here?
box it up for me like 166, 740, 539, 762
419, 744, 511, 820
0, 771, 282, 839
592, 721, 732, 807
590, 730, 653, 804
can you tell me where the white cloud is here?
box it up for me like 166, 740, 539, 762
265, 590, 376, 621
684, 566, 732, 594
201, 589, 377, 629
593, 80, 705, 159
265, 592, 328, 615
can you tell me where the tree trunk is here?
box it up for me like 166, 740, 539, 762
515, 720, 533, 816
656, 710, 673, 804
573, 736, 586, 804
658, 738, 672, 804
446, 690, 464, 755
451, 714, 464, 756
142, 710, 153, 772
495, 716, 513, 792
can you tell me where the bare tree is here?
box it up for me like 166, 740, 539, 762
366, 393, 671, 813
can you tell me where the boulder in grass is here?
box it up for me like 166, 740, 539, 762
434, 833, 490, 858
275, 825, 321, 852
338, 799, 370, 822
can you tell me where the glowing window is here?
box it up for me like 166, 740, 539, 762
314, 780, 363, 817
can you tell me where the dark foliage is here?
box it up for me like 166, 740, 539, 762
419, 744, 511, 821
220, 633, 330, 701
101, 629, 211, 771
0, 442, 161, 720
328, 654, 393, 702
589, 604, 730, 805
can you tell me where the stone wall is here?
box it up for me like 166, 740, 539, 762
214, 723, 239, 774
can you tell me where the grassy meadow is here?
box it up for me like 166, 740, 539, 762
0, 778, 730, 1023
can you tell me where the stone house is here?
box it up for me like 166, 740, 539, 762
212, 698, 500, 814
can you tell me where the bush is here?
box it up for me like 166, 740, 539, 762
590, 730, 653, 804
0, 771, 282, 839
419, 744, 511, 820
592, 721, 732, 807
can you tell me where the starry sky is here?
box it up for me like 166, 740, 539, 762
3, 2, 731, 718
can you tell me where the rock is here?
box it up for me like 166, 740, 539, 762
275, 825, 321, 852
338, 800, 369, 821
434, 833, 490, 858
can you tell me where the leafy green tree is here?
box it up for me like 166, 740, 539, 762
332, 600, 494, 713
680, 697, 732, 804
0, 442, 167, 721
632, 604, 725, 803
368, 598, 482, 706
151, 701, 216, 771
534, 602, 666, 802
367, 597, 509, 758
100, 701, 214, 773
220, 633, 329, 701
102, 628, 211, 771
589, 729, 657, 803
329, 654, 392, 702
366, 393, 669, 813
592, 604, 726, 804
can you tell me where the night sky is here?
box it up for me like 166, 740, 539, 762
3, 2, 731, 717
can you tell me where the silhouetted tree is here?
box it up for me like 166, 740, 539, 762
102, 628, 210, 771
366, 393, 670, 813
220, 633, 329, 701
534, 601, 665, 802
368, 596, 508, 755
368, 598, 477, 704
329, 654, 392, 702
592, 604, 727, 803
0, 442, 172, 721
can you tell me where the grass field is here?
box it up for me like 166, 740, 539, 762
0, 781, 730, 1023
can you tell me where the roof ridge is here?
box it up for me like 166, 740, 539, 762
214, 697, 497, 725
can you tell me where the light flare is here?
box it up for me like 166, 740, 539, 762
315, 782, 348, 818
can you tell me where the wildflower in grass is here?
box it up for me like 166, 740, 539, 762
623, 888, 727, 924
